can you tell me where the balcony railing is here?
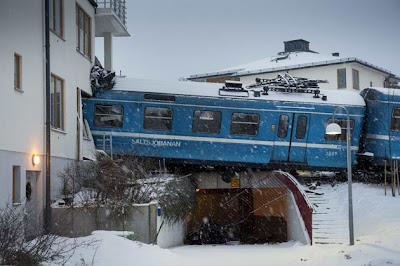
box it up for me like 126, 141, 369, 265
96, 0, 127, 26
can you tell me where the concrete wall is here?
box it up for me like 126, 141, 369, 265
52, 203, 158, 244
156, 211, 186, 248
286, 192, 310, 244
0, 149, 44, 209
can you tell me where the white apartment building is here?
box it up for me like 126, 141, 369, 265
0, 0, 129, 220
188, 40, 400, 89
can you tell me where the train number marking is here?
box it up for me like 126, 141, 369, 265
326, 151, 338, 157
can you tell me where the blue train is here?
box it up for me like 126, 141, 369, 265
82, 77, 400, 173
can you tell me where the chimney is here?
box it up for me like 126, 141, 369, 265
284, 39, 310, 53
332, 52, 340, 57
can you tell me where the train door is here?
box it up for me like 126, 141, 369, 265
271, 113, 293, 162
288, 113, 310, 163
271, 113, 310, 163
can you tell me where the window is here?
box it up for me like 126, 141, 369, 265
51, 74, 64, 130
192, 110, 222, 134
50, 0, 63, 37
337, 68, 347, 89
12, 166, 21, 204
352, 69, 359, 90
230, 113, 259, 136
144, 107, 173, 131
278, 115, 289, 138
76, 5, 91, 58
325, 119, 355, 141
392, 108, 400, 132
295, 116, 308, 139
94, 104, 123, 128
14, 53, 22, 90
83, 119, 91, 139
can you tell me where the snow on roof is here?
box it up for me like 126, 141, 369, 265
190, 51, 397, 79
112, 77, 365, 107
364, 87, 400, 96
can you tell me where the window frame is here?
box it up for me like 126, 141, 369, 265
12, 166, 21, 204
50, 74, 65, 131
352, 69, 360, 90
295, 115, 308, 139
50, 0, 64, 38
230, 112, 260, 136
325, 118, 355, 141
337, 68, 347, 89
76, 4, 92, 58
14, 53, 22, 91
144, 107, 173, 131
392, 108, 400, 132
94, 104, 124, 128
192, 110, 222, 134
278, 115, 289, 138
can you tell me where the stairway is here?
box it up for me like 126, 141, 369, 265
304, 184, 350, 245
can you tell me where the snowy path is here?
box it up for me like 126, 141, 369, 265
46, 183, 400, 266
304, 183, 350, 245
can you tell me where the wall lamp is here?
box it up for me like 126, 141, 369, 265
32, 154, 40, 166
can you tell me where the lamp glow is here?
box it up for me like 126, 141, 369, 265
326, 123, 342, 135
32, 155, 40, 166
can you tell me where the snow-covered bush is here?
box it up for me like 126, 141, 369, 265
0, 202, 95, 265
158, 176, 197, 225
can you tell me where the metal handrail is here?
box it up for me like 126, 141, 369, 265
96, 0, 127, 26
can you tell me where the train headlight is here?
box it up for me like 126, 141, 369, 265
326, 123, 342, 135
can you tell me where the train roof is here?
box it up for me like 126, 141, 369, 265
112, 77, 366, 107
361, 87, 400, 101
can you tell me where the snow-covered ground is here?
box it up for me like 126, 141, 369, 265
48, 183, 400, 266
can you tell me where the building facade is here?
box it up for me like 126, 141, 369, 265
188, 40, 400, 90
0, 0, 129, 217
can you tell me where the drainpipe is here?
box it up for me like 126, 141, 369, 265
44, 0, 51, 233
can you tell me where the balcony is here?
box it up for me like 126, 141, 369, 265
95, 0, 130, 37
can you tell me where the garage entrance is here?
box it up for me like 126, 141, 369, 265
186, 171, 312, 245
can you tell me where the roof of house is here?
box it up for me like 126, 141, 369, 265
189, 51, 400, 80
111, 77, 365, 107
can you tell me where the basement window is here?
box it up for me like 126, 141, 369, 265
12, 166, 21, 204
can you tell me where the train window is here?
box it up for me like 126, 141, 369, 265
230, 113, 259, 136
193, 110, 222, 134
392, 108, 400, 132
94, 104, 123, 128
278, 115, 289, 138
295, 116, 307, 139
144, 107, 173, 131
325, 119, 354, 141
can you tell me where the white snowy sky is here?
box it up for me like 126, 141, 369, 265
95, 0, 400, 81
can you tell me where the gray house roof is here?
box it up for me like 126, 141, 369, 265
189, 51, 400, 81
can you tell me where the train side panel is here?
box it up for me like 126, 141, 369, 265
83, 90, 365, 171
361, 88, 400, 165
